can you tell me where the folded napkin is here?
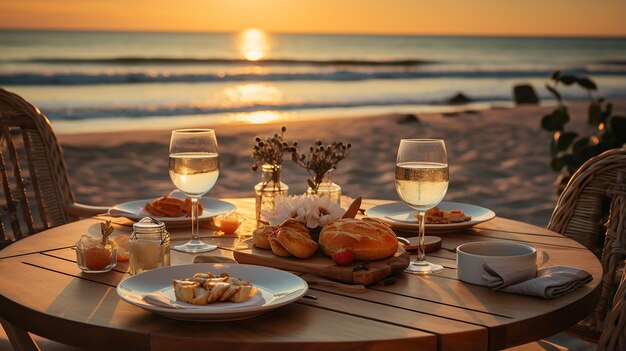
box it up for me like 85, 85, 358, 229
143, 292, 191, 309
482, 263, 592, 299
107, 208, 136, 218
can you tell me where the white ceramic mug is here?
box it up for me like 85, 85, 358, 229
456, 242, 537, 286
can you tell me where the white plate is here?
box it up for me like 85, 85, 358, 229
117, 263, 308, 321
365, 201, 495, 232
109, 197, 236, 225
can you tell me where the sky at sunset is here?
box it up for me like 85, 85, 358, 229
1, 0, 625, 36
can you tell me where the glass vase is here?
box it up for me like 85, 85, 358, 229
255, 164, 289, 222
307, 170, 342, 204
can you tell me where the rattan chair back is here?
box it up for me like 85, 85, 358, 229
548, 147, 626, 341
0, 88, 77, 249
597, 262, 626, 351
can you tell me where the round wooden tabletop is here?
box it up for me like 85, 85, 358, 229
0, 198, 602, 351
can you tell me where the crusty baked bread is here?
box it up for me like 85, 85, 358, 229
173, 272, 257, 305
414, 207, 472, 224
145, 196, 203, 217
172, 280, 199, 304
319, 218, 398, 260
276, 219, 318, 259
269, 232, 292, 257
252, 226, 274, 250
229, 285, 257, 302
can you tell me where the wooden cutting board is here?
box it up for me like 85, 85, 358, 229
233, 238, 410, 285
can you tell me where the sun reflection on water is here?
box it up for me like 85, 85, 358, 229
216, 83, 288, 124
238, 28, 269, 62
222, 83, 283, 105
230, 111, 290, 124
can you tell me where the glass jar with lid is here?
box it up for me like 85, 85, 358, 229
129, 217, 170, 275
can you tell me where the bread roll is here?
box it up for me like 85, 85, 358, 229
252, 226, 274, 249
319, 218, 398, 260
276, 219, 318, 259
269, 232, 292, 257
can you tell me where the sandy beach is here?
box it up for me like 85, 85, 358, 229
57, 101, 625, 227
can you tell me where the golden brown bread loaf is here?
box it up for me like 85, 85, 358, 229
275, 219, 318, 259
268, 232, 292, 257
252, 226, 274, 249
319, 218, 398, 260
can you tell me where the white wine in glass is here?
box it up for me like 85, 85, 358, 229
169, 129, 220, 253
395, 139, 449, 274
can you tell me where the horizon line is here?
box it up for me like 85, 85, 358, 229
1, 27, 626, 39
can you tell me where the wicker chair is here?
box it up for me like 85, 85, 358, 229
0, 88, 107, 350
597, 262, 626, 351
506, 148, 626, 351
548, 147, 626, 341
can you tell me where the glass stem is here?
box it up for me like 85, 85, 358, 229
191, 197, 199, 241
417, 211, 427, 263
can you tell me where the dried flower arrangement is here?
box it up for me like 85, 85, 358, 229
251, 126, 297, 190
100, 220, 114, 245
291, 140, 351, 193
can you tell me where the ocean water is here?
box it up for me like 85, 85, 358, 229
1, 30, 625, 133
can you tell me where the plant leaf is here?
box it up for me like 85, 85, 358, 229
610, 116, 626, 144
545, 84, 562, 102
558, 75, 576, 86
562, 153, 584, 174
572, 137, 591, 155
576, 77, 597, 90
588, 102, 603, 126
604, 102, 613, 118
541, 108, 569, 132
560, 154, 577, 169
550, 157, 564, 171
556, 132, 578, 151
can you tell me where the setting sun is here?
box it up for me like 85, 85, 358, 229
239, 28, 269, 61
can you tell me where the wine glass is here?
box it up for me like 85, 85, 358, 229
395, 139, 449, 274
169, 129, 220, 253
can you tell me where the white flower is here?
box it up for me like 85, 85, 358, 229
262, 194, 345, 229
315, 195, 344, 227
262, 195, 299, 227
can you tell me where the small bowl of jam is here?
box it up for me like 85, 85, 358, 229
212, 212, 244, 235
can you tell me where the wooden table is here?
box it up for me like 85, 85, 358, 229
0, 198, 602, 351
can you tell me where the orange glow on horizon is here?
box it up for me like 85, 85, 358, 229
0, 0, 625, 37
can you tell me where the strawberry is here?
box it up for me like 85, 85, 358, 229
332, 247, 355, 266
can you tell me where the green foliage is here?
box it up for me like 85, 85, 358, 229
542, 71, 626, 194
